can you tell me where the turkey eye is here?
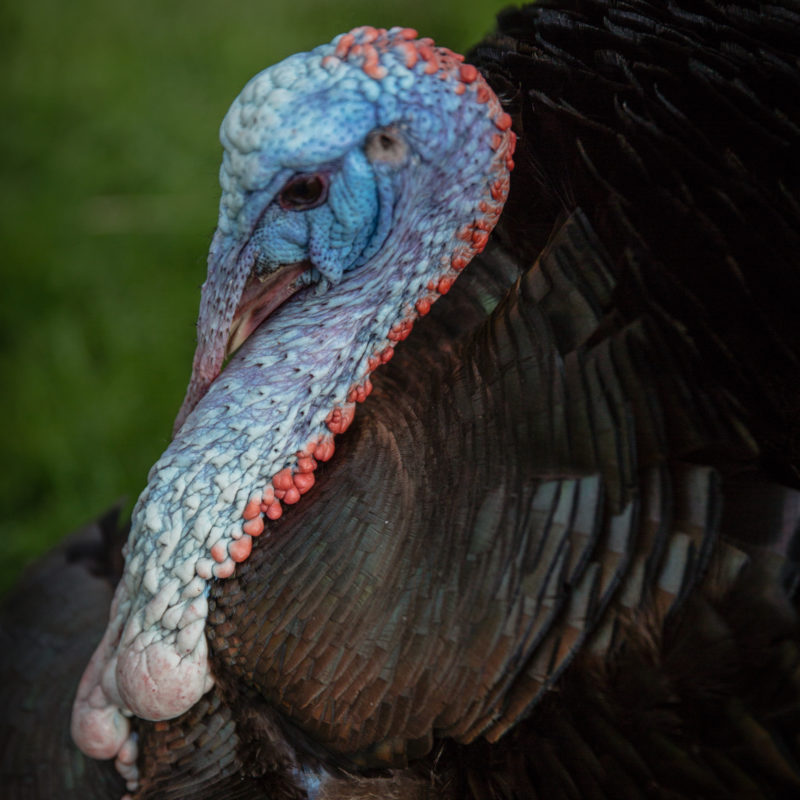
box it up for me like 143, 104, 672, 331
278, 173, 328, 210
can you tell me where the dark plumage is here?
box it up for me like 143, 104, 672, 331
3, 1, 800, 797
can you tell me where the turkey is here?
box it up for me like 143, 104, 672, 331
3, 1, 800, 798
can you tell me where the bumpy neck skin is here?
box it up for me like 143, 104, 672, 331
71, 26, 514, 790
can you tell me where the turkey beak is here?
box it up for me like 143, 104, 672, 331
224, 261, 309, 359
172, 227, 309, 436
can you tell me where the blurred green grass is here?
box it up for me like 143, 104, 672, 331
0, 0, 512, 593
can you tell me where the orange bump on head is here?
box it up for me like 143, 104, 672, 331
363, 46, 388, 80
398, 41, 418, 69
490, 178, 507, 201
387, 319, 413, 341
229, 535, 253, 563
313, 436, 336, 462
211, 541, 228, 563
459, 64, 478, 83
213, 559, 236, 579
335, 33, 355, 59
243, 516, 264, 537
452, 254, 469, 271
282, 486, 301, 505
364, 62, 388, 80
273, 468, 294, 491
348, 379, 373, 404
438, 275, 455, 294
341, 403, 356, 430
495, 112, 512, 131
359, 26, 380, 43
243, 498, 261, 520
416, 297, 432, 315
266, 501, 283, 520
326, 404, 355, 434
472, 229, 489, 250
325, 408, 339, 432
294, 471, 315, 494
418, 45, 439, 74
296, 455, 317, 473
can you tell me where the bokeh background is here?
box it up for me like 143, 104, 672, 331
0, 0, 512, 592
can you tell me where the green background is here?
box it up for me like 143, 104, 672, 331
0, 0, 513, 593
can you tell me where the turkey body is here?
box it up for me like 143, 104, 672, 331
3, 1, 800, 798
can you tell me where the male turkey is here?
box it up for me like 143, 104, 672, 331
3, 1, 800, 798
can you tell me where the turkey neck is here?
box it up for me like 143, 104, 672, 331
158, 254, 413, 522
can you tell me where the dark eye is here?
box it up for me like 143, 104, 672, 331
278, 173, 328, 210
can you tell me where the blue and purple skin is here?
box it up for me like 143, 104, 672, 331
70, 26, 515, 795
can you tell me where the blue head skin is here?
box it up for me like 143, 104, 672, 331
71, 26, 515, 788
175, 26, 514, 430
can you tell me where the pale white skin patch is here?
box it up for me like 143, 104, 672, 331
71, 586, 132, 760
71, 578, 214, 787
